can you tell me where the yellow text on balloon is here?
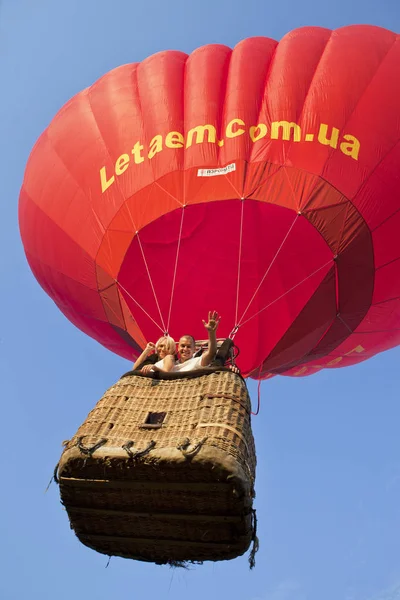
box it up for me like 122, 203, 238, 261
100, 120, 360, 193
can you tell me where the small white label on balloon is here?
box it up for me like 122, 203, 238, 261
197, 163, 236, 177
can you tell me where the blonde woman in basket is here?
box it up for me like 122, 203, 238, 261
133, 336, 176, 374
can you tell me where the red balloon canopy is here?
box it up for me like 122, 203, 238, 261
19, 25, 400, 378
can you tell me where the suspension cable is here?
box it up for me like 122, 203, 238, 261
234, 199, 245, 326
116, 280, 165, 334
167, 206, 186, 333
239, 258, 334, 328
135, 233, 167, 333
237, 213, 300, 327
337, 313, 353, 334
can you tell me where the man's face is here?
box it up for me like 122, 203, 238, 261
178, 336, 195, 362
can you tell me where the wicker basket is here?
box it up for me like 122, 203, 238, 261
57, 369, 257, 565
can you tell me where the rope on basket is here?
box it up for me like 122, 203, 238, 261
76, 436, 107, 457
248, 508, 259, 569
45, 462, 60, 492
177, 437, 208, 459
45, 438, 107, 491
122, 440, 156, 459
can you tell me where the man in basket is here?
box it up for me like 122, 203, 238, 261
174, 310, 221, 372
136, 311, 239, 374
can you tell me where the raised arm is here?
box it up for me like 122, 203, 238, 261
132, 342, 156, 370
200, 311, 220, 366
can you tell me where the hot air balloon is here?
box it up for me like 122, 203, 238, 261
19, 25, 400, 565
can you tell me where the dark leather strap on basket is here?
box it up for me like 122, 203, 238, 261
52, 462, 59, 485
177, 437, 208, 459
76, 436, 107, 456
122, 440, 156, 459
249, 508, 259, 569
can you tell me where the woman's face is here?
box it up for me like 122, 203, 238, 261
156, 340, 170, 359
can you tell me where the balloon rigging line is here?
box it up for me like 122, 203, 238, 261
282, 154, 299, 205
243, 165, 285, 201
166, 207, 186, 333
115, 280, 165, 334
335, 203, 350, 258
357, 328, 400, 333
236, 214, 300, 328
135, 233, 168, 333
234, 200, 245, 327
102, 294, 135, 331
155, 181, 184, 208
333, 260, 340, 314
337, 313, 353, 334
222, 172, 242, 200
239, 258, 334, 328
373, 294, 400, 306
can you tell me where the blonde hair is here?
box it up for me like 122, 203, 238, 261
155, 336, 176, 355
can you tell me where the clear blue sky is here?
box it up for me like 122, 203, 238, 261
1, 1, 400, 599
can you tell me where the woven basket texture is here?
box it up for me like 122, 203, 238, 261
58, 370, 256, 564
